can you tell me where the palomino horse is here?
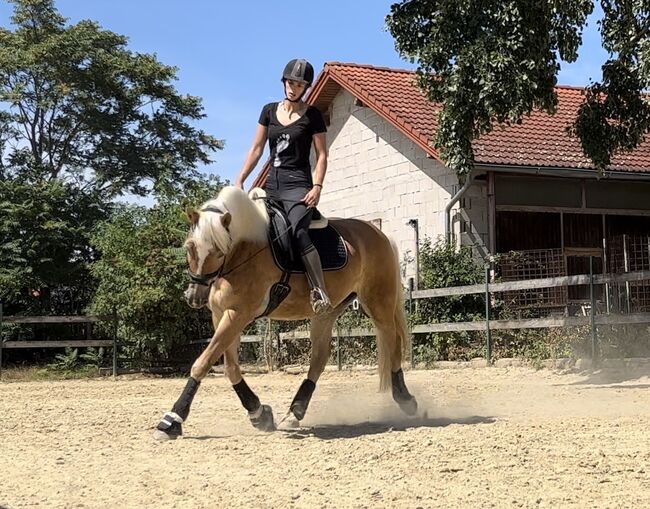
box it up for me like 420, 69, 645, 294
153, 186, 417, 440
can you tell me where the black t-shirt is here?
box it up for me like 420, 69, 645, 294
258, 102, 327, 190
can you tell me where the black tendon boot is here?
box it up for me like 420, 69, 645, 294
154, 377, 200, 440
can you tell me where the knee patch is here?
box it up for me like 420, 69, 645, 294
294, 228, 313, 254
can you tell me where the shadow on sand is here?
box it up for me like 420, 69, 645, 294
558, 366, 650, 387
281, 414, 496, 441
180, 415, 496, 441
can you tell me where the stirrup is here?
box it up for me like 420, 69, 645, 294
310, 288, 331, 315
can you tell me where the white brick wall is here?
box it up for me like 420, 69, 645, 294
314, 90, 488, 280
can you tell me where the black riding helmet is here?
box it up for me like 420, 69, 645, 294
282, 59, 314, 102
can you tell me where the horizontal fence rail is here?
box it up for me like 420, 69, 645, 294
4, 267, 649, 374
0, 306, 118, 378
223, 267, 650, 369
2, 315, 106, 324
411, 270, 650, 299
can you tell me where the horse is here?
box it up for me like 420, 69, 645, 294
153, 186, 417, 440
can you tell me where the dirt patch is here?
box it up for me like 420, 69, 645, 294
1, 367, 649, 508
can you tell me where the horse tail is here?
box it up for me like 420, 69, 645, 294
377, 237, 409, 392
390, 239, 409, 361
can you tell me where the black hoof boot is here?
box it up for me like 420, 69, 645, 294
250, 404, 276, 432
153, 412, 183, 441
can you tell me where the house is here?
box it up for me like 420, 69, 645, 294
253, 63, 650, 309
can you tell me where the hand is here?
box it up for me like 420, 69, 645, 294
234, 178, 244, 190
303, 186, 321, 208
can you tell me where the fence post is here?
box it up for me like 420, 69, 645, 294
408, 277, 414, 367
336, 331, 341, 371
112, 308, 118, 378
623, 234, 631, 313
589, 257, 599, 366
485, 264, 492, 364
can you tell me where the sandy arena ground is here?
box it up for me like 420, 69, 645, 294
1, 366, 649, 508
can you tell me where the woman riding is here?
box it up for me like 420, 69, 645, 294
235, 58, 331, 314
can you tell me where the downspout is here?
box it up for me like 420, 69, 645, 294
445, 172, 474, 244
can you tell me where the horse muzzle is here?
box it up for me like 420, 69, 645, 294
184, 284, 210, 309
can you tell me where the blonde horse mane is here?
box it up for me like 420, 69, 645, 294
193, 186, 268, 255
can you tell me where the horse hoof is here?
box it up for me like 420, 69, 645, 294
290, 402, 308, 421
277, 412, 301, 431
153, 412, 183, 440
398, 397, 418, 416
153, 421, 182, 441
153, 428, 181, 441
250, 404, 276, 432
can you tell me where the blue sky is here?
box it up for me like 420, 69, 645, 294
0, 0, 609, 186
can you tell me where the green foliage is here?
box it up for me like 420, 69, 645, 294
0, 0, 223, 197
89, 174, 225, 360
491, 327, 584, 363
0, 0, 223, 361
0, 176, 105, 315
45, 346, 104, 373
79, 347, 105, 367
572, 1, 650, 169
387, 0, 650, 173
599, 324, 650, 358
49, 347, 78, 371
413, 238, 484, 324
409, 238, 486, 361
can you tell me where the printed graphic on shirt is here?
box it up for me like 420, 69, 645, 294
273, 133, 291, 167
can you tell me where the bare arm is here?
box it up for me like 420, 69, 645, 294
311, 132, 328, 186
235, 124, 268, 188
303, 132, 328, 208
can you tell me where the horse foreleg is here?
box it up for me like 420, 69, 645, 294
153, 309, 250, 440
224, 337, 275, 432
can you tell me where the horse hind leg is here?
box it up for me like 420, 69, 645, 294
358, 290, 418, 416
281, 300, 346, 428
391, 298, 418, 415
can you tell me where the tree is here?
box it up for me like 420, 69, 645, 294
0, 0, 222, 197
0, 0, 223, 318
386, 0, 650, 174
0, 177, 105, 315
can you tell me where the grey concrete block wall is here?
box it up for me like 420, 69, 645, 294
315, 90, 489, 280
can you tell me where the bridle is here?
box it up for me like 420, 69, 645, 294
186, 205, 230, 287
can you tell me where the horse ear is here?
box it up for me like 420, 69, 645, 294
186, 207, 200, 225
220, 212, 232, 230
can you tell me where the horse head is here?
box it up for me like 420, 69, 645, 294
183, 186, 268, 308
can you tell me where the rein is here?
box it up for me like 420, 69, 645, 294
187, 198, 310, 286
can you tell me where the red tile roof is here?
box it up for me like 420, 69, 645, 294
252, 62, 650, 187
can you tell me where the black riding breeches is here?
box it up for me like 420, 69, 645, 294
265, 187, 314, 255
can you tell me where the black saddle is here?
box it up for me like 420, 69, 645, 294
266, 199, 348, 273
254, 198, 348, 319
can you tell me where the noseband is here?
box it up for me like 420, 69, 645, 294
187, 205, 230, 287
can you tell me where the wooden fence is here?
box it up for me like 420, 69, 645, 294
0, 306, 118, 377
219, 263, 650, 367
3, 262, 649, 374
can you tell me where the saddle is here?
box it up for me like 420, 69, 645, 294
249, 188, 348, 317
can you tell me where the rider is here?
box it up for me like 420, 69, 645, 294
235, 58, 331, 314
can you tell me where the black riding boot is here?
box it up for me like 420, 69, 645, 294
301, 247, 332, 314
